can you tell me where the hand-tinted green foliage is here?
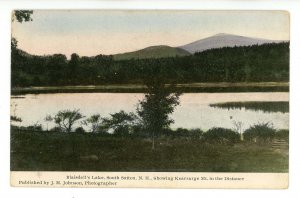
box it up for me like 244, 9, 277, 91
168, 128, 204, 139
82, 114, 102, 133
275, 129, 289, 141
11, 38, 18, 51
13, 10, 33, 23
114, 45, 190, 60
210, 101, 289, 113
14, 123, 42, 132
243, 122, 276, 143
102, 111, 138, 136
49, 126, 62, 133
11, 42, 289, 87
203, 127, 240, 144
10, 127, 288, 172
137, 74, 181, 148
11, 10, 33, 54
53, 109, 84, 133
75, 127, 86, 133
10, 115, 22, 122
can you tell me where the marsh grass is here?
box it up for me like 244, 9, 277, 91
210, 101, 289, 113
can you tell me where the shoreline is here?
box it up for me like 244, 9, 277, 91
11, 82, 289, 95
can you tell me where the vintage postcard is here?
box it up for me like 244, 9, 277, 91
10, 10, 289, 188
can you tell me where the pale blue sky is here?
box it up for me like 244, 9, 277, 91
12, 10, 290, 58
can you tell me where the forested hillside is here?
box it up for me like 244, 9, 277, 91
113, 45, 190, 60
11, 42, 289, 87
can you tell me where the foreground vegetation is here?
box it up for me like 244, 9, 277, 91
11, 125, 288, 172
11, 11, 289, 172
11, 92, 289, 172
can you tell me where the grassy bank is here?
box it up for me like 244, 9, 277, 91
11, 128, 288, 172
11, 82, 289, 95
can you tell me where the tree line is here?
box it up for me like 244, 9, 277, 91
14, 108, 288, 146
11, 42, 289, 87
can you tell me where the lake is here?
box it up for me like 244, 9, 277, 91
11, 92, 289, 131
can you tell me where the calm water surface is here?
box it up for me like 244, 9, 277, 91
11, 92, 289, 131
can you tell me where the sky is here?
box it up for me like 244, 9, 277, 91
12, 10, 290, 58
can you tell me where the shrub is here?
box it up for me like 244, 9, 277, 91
203, 127, 240, 144
175, 128, 190, 136
189, 128, 204, 139
11, 115, 22, 122
53, 109, 84, 133
172, 128, 203, 139
275, 129, 289, 141
243, 122, 275, 143
75, 127, 86, 133
102, 111, 138, 136
12, 125, 42, 132
23, 124, 42, 132
49, 126, 62, 132
114, 126, 130, 136
82, 114, 102, 133
130, 125, 147, 137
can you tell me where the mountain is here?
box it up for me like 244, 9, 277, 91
179, 33, 286, 54
113, 45, 191, 60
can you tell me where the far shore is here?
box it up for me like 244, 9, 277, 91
11, 82, 289, 95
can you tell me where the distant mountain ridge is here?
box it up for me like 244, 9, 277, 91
113, 45, 190, 60
16, 33, 288, 61
112, 33, 287, 60
179, 33, 286, 54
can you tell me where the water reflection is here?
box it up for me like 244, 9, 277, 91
11, 92, 289, 130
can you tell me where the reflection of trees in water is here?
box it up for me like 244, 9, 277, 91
210, 101, 289, 113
